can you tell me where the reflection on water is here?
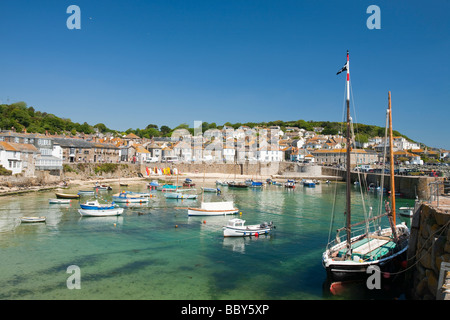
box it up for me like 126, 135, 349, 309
0, 182, 415, 299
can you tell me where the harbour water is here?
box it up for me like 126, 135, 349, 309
0, 182, 414, 300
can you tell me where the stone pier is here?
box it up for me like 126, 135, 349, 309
406, 197, 450, 300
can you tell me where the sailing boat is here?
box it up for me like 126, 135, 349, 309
322, 51, 409, 282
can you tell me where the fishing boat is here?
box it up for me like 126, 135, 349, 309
223, 219, 274, 237
164, 189, 198, 199
49, 198, 71, 204
284, 181, 295, 189
249, 181, 263, 188
187, 201, 239, 216
80, 200, 116, 210
20, 216, 46, 223
322, 52, 409, 283
78, 207, 123, 217
55, 192, 79, 199
303, 180, 316, 188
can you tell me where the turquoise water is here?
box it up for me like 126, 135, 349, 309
0, 182, 414, 300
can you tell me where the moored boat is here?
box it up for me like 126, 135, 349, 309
201, 187, 219, 193
228, 182, 248, 189
112, 192, 150, 203
164, 189, 198, 199
187, 201, 239, 216
55, 192, 80, 199
303, 180, 316, 187
223, 219, 274, 237
49, 198, 71, 204
20, 216, 46, 223
322, 52, 409, 283
78, 207, 123, 217
80, 200, 116, 210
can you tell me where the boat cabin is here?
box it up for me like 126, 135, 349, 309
227, 219, 245, 227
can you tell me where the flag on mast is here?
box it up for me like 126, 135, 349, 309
336, 50, 350, 75
336, 63, 347, 75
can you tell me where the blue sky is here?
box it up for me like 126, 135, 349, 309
0, 0, 449, 148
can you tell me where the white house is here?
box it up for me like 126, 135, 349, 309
0, 141, 39, 176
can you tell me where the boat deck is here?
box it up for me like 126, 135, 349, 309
338, 237, 397, 261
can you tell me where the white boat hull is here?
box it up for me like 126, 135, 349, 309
21, 216, 46, 223
49, 199, 71, 204
78, 208, 123, 217
187, 208, 238, 216
223, 225, 272, 237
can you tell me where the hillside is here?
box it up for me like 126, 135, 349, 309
0, 101, 421, 146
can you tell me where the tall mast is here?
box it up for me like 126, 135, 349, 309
388, 92, 396, 225
336, 50, 352, 254
345, 50, 352, 253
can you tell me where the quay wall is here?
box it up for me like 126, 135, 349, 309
407, 201, 450, 300
322, 167, 441, 199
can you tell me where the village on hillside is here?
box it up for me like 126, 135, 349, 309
0, 125, 449, 178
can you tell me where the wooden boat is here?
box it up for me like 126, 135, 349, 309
187, 201, 239, 216
322, 52, 409, 283
78, 207, 123, 217
49, 198, 71, 204
228, 182, 248, 189
223, 219, 274, 237
20, 216, 46, 223
55, 192, 79, 199
119, 183, 128, 187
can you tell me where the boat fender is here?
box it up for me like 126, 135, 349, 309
255, 233, 259, 237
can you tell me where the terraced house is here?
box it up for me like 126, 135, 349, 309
53, 137, 120, 163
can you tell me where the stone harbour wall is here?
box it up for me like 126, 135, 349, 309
407, 201, 450, 300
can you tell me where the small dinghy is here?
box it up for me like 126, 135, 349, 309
223, 218, 274, 237
20, 216, 46, 223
